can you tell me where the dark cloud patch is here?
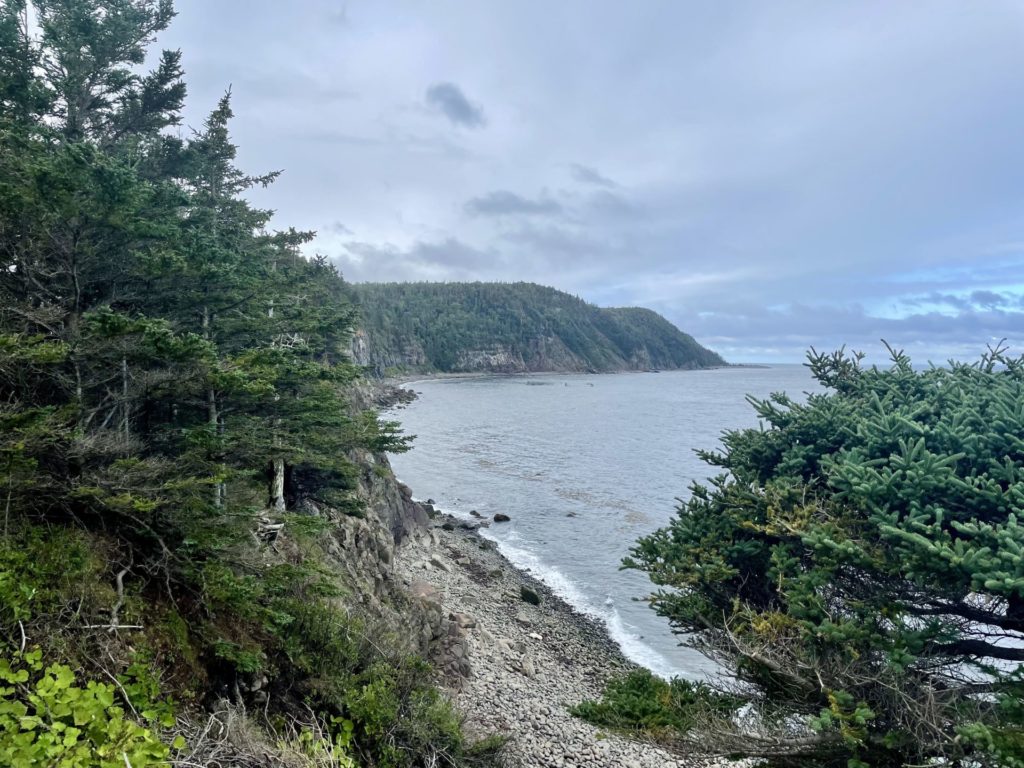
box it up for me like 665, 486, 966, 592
570, 163, 617, 188
425, 82, 485, 128
899, 292, 971, 311
897, 289, 1021, 313
326, 221, 354, 236
971, 290, 1009, 309
465, 190, 562, 217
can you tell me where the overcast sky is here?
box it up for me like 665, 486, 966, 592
161, 1, 1024, 363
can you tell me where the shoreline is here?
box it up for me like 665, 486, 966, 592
377, 364, 773, 405
396, 512, 706, 768
383, 363, 767, 388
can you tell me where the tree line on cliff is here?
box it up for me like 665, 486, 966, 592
352, 281, 725, 374
0, 1, 501, 765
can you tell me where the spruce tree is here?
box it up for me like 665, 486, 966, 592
617, 345, 1024, 767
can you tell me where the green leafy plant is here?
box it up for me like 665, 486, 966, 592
0, 649, 182, 768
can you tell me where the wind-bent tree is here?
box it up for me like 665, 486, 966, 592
620, 345, 1024, 767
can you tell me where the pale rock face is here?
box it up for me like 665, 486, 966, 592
454, 347, 526, 373
351, 330, 429, 373
350, 328, 370, 366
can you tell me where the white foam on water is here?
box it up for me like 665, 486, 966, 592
605, 608, 679, 681
485, 530, 680, 679
409, 496, 683, 679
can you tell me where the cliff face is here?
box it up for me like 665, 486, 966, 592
321, 448, 473, 686
351, 281, 725, 375
351, 328, 429, 371
450, 335, 589, 373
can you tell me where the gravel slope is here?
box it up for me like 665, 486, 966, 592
396, 516, 713, 768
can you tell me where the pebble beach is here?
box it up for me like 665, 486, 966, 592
396, 514, 709, 768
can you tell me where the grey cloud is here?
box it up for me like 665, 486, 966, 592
336, 238, 499, 282
500, 223, 606, 263
570, 163, 617, 188
465, 191, 562, 217
661, 302, 1024, 365
231, 70, 356, 104
897, 289, 1019, 313
425, 82, 486, 128
162, 0, 1024, 361
587, 190, 635, 218
326, 221, 354, 236
899, 292, 971, 311
970, 290, 1008, 309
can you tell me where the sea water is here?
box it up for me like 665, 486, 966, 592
386, 365, 818, 680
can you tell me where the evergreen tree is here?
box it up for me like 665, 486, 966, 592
0, 4, 502, 765
614, 345, 1024, 767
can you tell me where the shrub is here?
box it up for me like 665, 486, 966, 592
0, 525, 100, 629
571, 669, 735, 735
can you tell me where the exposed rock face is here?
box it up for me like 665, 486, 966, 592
628, 345, 652, 371
451, 336, 593, 374
316, 449, 473, 685
454, 347, 525, 373
351, 328, 429, 371
350, 328, 371, 367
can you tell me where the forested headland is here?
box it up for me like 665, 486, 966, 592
352, 282, 725, 375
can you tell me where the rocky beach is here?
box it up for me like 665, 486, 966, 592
395, 510, 707, 768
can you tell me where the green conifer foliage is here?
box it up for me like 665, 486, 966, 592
0, 4, 491, 765
625, 345, 1024, 767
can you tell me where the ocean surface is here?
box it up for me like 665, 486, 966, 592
386, 365, 819, 680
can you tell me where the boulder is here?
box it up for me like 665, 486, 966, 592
450, 612, 477, 629
521, 656, 536, 678
514, 611, 534, 627
409, 581, 440, 603
493, 513, 511, 523
520, 585, 542, 605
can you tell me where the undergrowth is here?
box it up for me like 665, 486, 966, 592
0, 521, 504, 767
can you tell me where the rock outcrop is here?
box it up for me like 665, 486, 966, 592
317, 449, 474, 685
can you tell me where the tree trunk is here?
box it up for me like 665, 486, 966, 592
203, 305, 225, 508
120, 355, 130, 451
270, 458, 285, 512
208, 386, 223, 508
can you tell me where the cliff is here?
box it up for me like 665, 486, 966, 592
350, 282, 725, 374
